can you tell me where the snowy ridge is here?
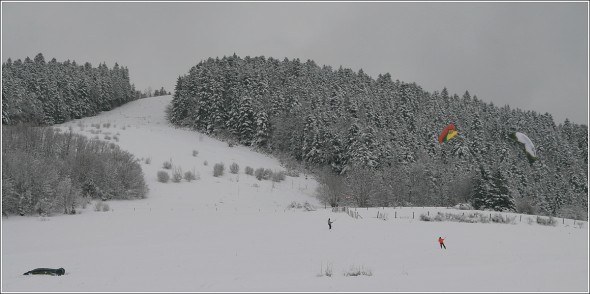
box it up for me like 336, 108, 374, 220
2, 96, 588, 292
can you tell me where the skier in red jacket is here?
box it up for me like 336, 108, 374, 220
438, 237, 446, 249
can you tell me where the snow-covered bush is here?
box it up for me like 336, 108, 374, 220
213, 163, 225, 177
157, 171, 170, 183
245, 166, 254, 175
162, 161, 172, 169
192, 150, 198, 157
230, 162, 239, 174
145, 157, 151, 164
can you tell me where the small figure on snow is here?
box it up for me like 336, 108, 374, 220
438, 236, 446, 249
328, 218, 334, 230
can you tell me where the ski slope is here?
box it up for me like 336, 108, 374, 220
2, 96, 588, 292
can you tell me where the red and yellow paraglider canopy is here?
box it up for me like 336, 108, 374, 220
438, 123, 458, 143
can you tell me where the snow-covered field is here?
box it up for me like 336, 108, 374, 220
2, 96, 588, 292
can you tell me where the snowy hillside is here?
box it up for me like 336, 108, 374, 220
2, 96, 588, 292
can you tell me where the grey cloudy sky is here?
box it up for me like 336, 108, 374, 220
2, 1, 588, 124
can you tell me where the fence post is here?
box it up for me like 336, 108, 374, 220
520, 215, 522, 222
428, 211, 429, 216
563, 218, 565, 224
413, 212, 414, 219
395, 211, 397, 218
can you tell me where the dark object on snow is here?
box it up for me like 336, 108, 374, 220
23, 268, 65, 276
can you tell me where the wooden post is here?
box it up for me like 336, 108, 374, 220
520, 215, 522, 222
413, 212, 414, 219
428, 211, 429, 216
395, 211, 397, 218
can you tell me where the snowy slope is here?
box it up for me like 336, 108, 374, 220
2, 96, 588, 292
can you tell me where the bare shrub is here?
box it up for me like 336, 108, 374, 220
255, 168, 265, 180
213, 163, 225, 177
318, 262, 333, 277
184, 170, 197, 182
203, 160, 208, 166
286, 169, 300, 177
157, 171, 170, 183
316, 167, 347, 208
343, 265, 372, 277
272, 170, 286, 182
103, 123, 111, 128
94, 201, 110, 212
537, 216, 557, 226
145, 157, 151, 164
163, 161, 172, 169
263, 168, 273, 180
104, 135, 111, 140
245, 166, 254, 176
172, 167, 183, 183
192, 150, 199, 157
229, 162, 240, 174
113, 136, 119, 142
515, 197, 539, 215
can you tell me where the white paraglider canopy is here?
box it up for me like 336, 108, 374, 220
514, 132, 536, 158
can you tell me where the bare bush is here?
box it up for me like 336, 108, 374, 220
172, 167, 183, 183
245, 166, 254, 175
213, 163, 225, 177
263, 168, 273, 180
230, 162, 240, 174
163, 161, 172, 169
184, 170, 197, 182
157, 171, 170, 183
272, 170, 286, 182
255, 168, 265, 180
145, 157, 151, 164
316, 167, 347, 208
343, 265, 372, 277
203, 160, 208, 166
537, 216, 557, 226
94, 201, 110, 212
192, 150, 199, 157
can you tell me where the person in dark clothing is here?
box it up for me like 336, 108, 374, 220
438, 237, 446, 249
328, 218, 334, 230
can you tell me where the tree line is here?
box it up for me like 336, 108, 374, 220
2, 53, 140, 126
2, 125, 148, 216
169, 54, 588, 220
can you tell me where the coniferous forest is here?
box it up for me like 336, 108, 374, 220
2, 53, 140, 125
169, 55, 588, 220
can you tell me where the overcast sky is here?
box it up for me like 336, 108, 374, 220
2, 1, 588, 124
